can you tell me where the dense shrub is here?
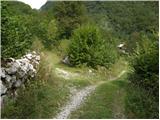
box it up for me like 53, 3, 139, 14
1, 1, 58, 58
1, 2, 33, 58
68, 25, 118, 68
127, 33, 159, 118
125, 84, 159, 118
129, 33, 158, 95
1, 15, 32, 58
54, 1, 87, 39
35, 19, 58, 49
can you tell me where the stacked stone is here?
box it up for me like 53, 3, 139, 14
0, 51, 40, 103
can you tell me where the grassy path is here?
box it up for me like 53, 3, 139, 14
1, 50, 128, 119
54, 85, 97, 119
54, 70, 126, 119
69, 76, 128, 119
42, 50, 128, 119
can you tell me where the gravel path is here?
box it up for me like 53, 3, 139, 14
54, 70, 126, 119
54, 85, 97, 119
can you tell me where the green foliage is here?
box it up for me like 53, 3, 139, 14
83, 1, 158, 53
1, 2, 32, 58
127, 33, 159, 118
53, 1, 87, 39
68, 25, 118, 68
3, 1, 36, 16
1, 1, 59, 57
28, 11, 58, 49
36, 19, 58, 49
129, 33, 158, 95
125, 84, 159, 118
1, 1, 159, 119
84, 1, 158, 34
57, 39, 71, 57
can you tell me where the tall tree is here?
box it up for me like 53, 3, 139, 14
53, 1, 87, 39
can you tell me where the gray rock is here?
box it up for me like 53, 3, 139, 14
35, 55, 40, 61
25, 53, 33, 60
62, 56, 71, 66
1, 51, 40, 105
14, 80, 22, 88
0, 81, 7, 95
0, 68, 6, 78
5, 75, 12, 82
6, 62, 19, 75
11, 75, 17, 83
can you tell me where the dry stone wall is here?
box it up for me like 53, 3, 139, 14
1, 51, 40, 105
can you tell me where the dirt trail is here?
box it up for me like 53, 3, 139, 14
53, 70, 126, 119
54, 85, 97, 119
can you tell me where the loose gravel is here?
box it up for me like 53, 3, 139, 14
54, 85, 97, 119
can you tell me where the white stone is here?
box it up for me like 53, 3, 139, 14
35, 55, 40, 61
25, 53, 33, 60
0, 81, 7, 94
89, 69, 92, 73
5, 75, 12, 82
1, 51, 40, 102
5, 62, 19, 74
117, 43, 124, 48
14, 80, 22, 88
0, 68, 6, 78
32, 51, 36, 54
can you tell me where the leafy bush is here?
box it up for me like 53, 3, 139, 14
68, 25, 118, 68
127, 33, 159, 118
54, 1, 87, 39
39, 19, 58, 49
125, 84, 159, 118
1, 2, 58, 58
31, 17, 58, 49
129, 33, 158, 95
1, 3, 32, 58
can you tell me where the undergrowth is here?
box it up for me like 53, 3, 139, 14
125, 83, 159, 118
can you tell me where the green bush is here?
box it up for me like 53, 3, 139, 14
54, 1, 87, 39
1, 3, 32, 58
127, 33, 159, 118
129, 33, 158, 95
37, 19, 58, 49
68, 25, 118, 68
1, 2, 58, 58
125, 84, 159, 118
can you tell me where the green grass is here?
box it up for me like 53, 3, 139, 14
125, 84, 159, 118
43, 49, 128, 80
1, 52, 70, 119
1, 79, 69, 119
67, 79, 91, 89
69, 75, 128, 119
1, 40, 129, 118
